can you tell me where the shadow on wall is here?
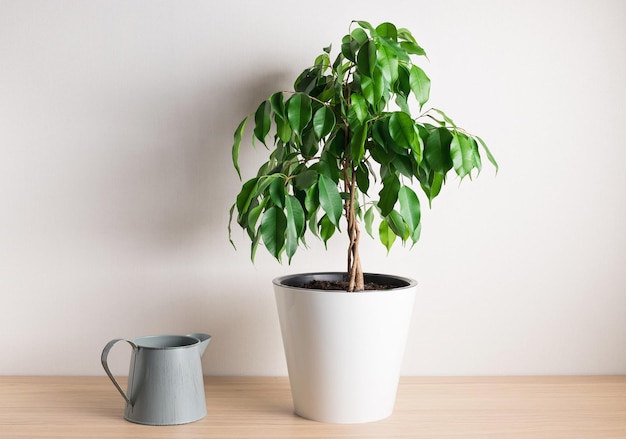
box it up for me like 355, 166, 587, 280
100, 69, 293, 254
81, 278, 282, 376
0, 68, 296, 375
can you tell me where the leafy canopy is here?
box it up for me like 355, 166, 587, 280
230, 20, 497, 264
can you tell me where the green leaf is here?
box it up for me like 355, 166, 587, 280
351, 28, 368, 45
389, 112, 416, 149
357, 40, 377, 77
409, 65, 431, 109
286, 94, 312, 136
294, 169, 318, 190
319, 214, 336, 247
395, 94, 410, 114
450, 133, 475, 179
300, 127, 319, 158
349, 93, 368, 125
341, 35, 359, 62
387, 210, 409, 241
372, 117, 390, 147
432, 108, 457, 128
422, 172, 445, 207
398, 186, 421, 242
313, 106, 336, 139
397, 27, 417, 43
275, 114, 292, 143
360, 67, 384, 107
379, 37, 410, 62
356, 164, 370, 194
470, 137, 482, 175
318, 150, 341, 183
476, 135, 499, 174
375, 22, 397, 40
250, 227, 261, 261
410, 222, 421, 247
400, 41, 427, 56
232, 117, 247, 180
318, 174, 342, 228
428, 171, 444, 205
307, 210, 319, 239
261, 206, 287, 261
304, 183, 319, 215
350, 123, 368, 162
379, 218, 396, 253
364, 206, 375, 238
228, 203, 237, 248
270, 92, 285, 118
413, 132, 424, 164
314, 53, 330, 70
294, 68, 318, 94
369, 143, 390, 166
269, 177, 285, 207
377, 44, 399, 83
285, 195, 305, 236
257, 174, 276, 194
378, 174, 400, 216
395, 64, 411, 96
317, 84, 336, 103
247, 198, 267, 238
285, 195, 305, 262
355, 20, 375, 34
236, 178, 259, 215
392, 155, 414, 178
397, 27, 428, 57
254, 100, 271, 144
424, 128, 453, 173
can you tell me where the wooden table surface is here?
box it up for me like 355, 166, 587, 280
0, 376, 624, 438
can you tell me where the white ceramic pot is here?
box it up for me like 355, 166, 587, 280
273, 272, 417, 424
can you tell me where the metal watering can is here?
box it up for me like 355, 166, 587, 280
101, 333, 211, 425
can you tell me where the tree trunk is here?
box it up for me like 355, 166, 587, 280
346, 165, 364, 292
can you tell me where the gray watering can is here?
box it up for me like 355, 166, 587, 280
101, 333, 211, 425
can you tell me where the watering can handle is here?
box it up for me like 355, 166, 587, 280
101, 338, 137, 406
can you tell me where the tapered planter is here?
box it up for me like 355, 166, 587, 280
273, 272, 417, 424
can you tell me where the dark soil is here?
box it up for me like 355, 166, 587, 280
303, 280, 395, 291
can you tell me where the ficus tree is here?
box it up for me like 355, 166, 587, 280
230, 20, 497, 292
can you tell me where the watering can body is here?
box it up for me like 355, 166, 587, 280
101, 333, 211, 425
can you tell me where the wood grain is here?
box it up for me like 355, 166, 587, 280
0, 376, 624, 438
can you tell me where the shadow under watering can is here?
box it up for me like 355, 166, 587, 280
101, 333, 211, 425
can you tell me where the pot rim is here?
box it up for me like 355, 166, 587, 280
273, 272, 417, 292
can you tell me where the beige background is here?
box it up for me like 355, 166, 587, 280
1, 0, 624, 375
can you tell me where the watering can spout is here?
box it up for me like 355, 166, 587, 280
188, 333, 212, 356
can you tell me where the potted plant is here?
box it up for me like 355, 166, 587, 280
230, 20, 497, 423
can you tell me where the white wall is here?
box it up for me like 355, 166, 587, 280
1, 0, 624, 376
